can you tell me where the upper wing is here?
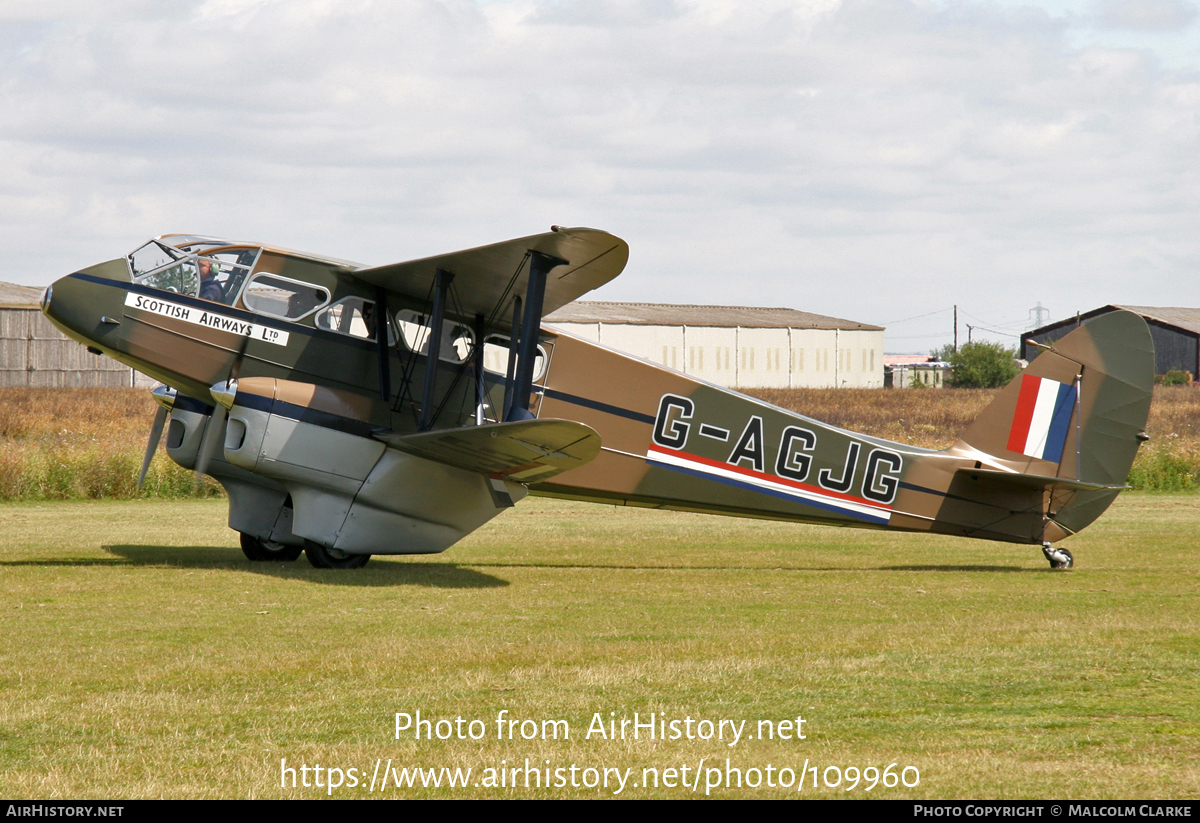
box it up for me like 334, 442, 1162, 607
350, 227, 629, 320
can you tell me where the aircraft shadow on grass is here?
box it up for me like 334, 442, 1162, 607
100, 545, 508, 589
880, 564, 1033, 573
440, 560, 1035, 573
0, 552, 1034, 577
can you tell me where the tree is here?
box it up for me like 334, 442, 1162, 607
946, 341, 1020, 388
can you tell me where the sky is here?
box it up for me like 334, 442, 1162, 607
1, 0, 1196, 353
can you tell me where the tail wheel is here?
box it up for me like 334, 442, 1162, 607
240, 533, 302, 562
1041, 543, 1073, 570
304, 539, 370, 569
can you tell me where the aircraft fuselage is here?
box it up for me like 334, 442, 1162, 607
41, 233, 1154, 566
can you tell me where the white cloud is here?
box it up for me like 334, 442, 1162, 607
1094, 0, 1197, 30
0, 0, 1197, 351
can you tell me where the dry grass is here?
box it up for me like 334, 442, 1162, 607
0, 386, 1196, 499
0, 388, 217, 499
750, 386, 1200, 489
749, 387, 996, 448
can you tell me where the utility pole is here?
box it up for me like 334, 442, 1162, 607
953, 305, 958, 353
966, 323, 973, 344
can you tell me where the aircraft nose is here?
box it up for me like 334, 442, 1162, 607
40, 269, 125, 351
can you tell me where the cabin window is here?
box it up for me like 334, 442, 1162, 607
483, 334, 547, 382
394, 309, 474, 363
242, 274, 329, 320
316, 297, 396, 344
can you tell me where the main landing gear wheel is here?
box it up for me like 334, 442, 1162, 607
1041, 543, 1073, 570
240, 533, 303, 562
304, 539, 370, 569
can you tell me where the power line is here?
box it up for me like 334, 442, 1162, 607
882, 307, 954, 325
960, 309, 1031, 331
963, 324, 1021, 339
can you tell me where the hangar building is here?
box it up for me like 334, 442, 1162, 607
1022, 305, 1200, 378
0, 281, 887, 392
0, 281, 151, 388
545, 301, 885, 389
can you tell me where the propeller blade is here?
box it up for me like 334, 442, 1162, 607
193, 336, 248, 491
229, 334, 248, 382
193, 403, 227, 491
137, 405, 168, 491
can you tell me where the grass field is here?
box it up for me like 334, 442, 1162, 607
1, 495, 1196, 799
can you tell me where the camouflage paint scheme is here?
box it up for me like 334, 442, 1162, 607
42, 230, 1154, 566
539, 311, 1153, 546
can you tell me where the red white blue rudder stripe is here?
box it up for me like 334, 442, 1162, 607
1007, 375, 1077, 461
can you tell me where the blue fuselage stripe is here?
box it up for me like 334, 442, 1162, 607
541, 388, 655, 424
651, 459, 889, 525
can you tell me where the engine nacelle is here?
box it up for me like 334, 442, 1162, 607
222, 378, 526, 555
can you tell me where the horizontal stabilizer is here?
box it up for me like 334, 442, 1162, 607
375, 419, 601, 483
351, 228, 628, 321
954, 468, 1127, 493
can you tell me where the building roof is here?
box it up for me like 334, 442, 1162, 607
883, 354, 934, 366
1025, 305, 1200, 339
0, 281, 44, 309
1111, 306, 1200, 336
545, 301, 883, 331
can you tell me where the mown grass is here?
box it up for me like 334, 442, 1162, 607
0, 495, 1196, 799
0, 386, 1196, 498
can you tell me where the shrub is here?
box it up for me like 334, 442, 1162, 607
1127, 446, 1200, 491
947, 341, 1021, 389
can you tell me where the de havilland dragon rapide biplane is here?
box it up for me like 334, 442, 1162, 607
41, 228, 1153, 569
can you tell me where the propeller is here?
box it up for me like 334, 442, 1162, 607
193, 336, 249, 491
137, 385, 176, 491
193, 388, 232, 490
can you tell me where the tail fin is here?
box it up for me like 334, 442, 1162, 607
949, 310, 1153, 541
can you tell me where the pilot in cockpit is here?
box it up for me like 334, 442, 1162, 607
198, 258, 224, 303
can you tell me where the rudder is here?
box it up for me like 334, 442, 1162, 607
949, 310, 1154, 540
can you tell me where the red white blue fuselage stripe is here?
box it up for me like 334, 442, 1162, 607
646, 445, 892, 525
1007, 375, 1076, 461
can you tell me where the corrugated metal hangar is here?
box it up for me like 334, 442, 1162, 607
0, 280, 885, 391
1022, 305, 1200, 378
545, 301, 885, 389
0, 281, 152, 388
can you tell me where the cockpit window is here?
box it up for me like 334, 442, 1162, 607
135, 257, 202, 297
242, 273, 330, 320
129, 241, 181, 277
128, 239, 260, 306
201, 249, 258, 305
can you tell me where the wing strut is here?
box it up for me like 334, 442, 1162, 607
374, 286, 391, 403
506, 250, 564, 422
501, 295, 521, 420
419, 268, 454, 431
473, 312, 487, 425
